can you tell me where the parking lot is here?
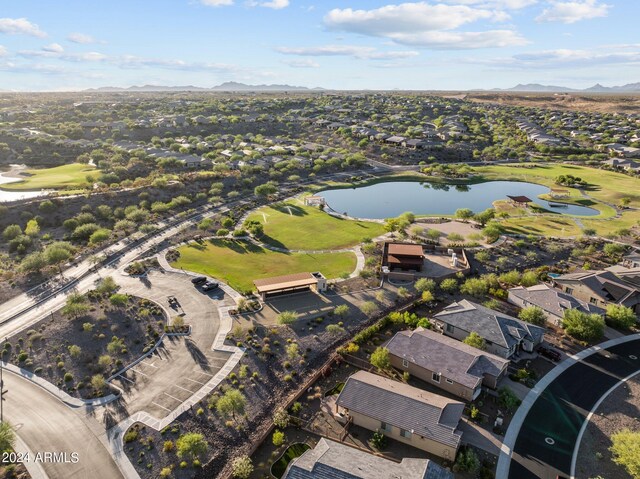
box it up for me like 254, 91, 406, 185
107, 269, 234, 420
111, 340, 231, 418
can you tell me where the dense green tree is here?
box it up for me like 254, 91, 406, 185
518, 306, 547, 326
606, 304, 637, 330
463, 332, 486, 350
562, 309, 605, 342
176, 432, 208, 460
370, 347, 391, 370
610, 428, 640, 478
216, 389, 247, 423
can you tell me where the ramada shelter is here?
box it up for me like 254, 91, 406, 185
253, 272, 327, 301
384, 242, 425, 272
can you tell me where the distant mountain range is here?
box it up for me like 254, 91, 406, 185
490, 82, 640, 93
84, 82, 324, 92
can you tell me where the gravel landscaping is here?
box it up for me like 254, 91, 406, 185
575, 374, 640, 479
4, 286, 167, 399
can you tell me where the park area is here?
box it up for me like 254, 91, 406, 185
245, 200, 386, 250
474, 163, 640, 208
169, 238, 356, 294
0, 163, 100, 190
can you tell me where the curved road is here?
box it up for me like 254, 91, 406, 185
4, 370, 124, 479
502, 337, 640, 479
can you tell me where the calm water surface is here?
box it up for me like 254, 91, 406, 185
320, 180, 598, 218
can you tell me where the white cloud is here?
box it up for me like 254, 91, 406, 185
200, 0, 234, 6
116, 55, 241, 72
257, 0, 290, 8
440, 0, 537, 8
0, 46, 7, 57
0, 18, 46, 37
67, 32, 97, 44
468, 47, 640, 68
18, 49, 107, 62
323, 2, 526, 49
276, 44, 420, 59
283, 59, 320, 68
325, 3, 508, 35
42, 43, 64, 53
389, 29, 528, 48
536, 0, 610, 23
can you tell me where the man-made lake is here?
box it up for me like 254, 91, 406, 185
320, 180, 599, 218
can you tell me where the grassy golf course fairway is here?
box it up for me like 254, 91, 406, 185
474, 163, 640, 207
171, 239, 356, 293
0, 163, 99, 190
245, 200, 386, 250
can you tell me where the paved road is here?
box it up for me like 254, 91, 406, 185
4, 370, 124, 479
506, 338, 640, 479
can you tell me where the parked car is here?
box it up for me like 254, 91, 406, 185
191, 276, 207, 285
538, 345, 561, 362
201, 281, 219, 291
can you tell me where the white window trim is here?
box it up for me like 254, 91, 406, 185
445, 378, 454, 384
402, 359, 409, 368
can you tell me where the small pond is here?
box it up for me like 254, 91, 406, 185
319, 180, 599, 218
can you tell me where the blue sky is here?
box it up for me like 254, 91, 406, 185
0, 0, 636, 91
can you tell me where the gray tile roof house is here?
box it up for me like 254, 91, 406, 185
283, 438, 453, 479
433, 300, 546, 358
336, 371, 464, 452
385, 327, 509, 399
552, 270, 640, 313
508, 284, 605, 325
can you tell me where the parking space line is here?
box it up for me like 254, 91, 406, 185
163, 392, 183, 402
197, 371, 214, 378
117, 375, 134, 384
173, 384, 197, 394
151, 402, 172, 412
130, 367, 148, 377
141, 360, 158, 368
184, 377, 206, 385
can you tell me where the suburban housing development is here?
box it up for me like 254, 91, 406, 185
0, 2, 639, 479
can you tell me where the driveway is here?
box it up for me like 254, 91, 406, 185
107, 270, 232, 420
4, 370, 124, 479
502, 337, 640, 479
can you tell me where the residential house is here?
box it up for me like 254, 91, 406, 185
384, 135, 406, 146
552, 270, 640, 314
283, 438, 453, 479
622, 253, 640, 269
336, 371, 464, 460
403, 138, 426, 149
433, 300, 546, 359
605, 143, 640, 159
508, 284, 604, 326
603, 157, 640, 171
386, 327, 509, 400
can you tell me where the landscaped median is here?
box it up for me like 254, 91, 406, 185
169, 238, 357, 294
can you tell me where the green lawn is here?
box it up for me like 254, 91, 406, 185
500, 216, 583, 237
246, 200, 386, 250
0, 163, 99, 190
171, 239, 356, 293
271, 443, 311, 479
474, 164, 640, 208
